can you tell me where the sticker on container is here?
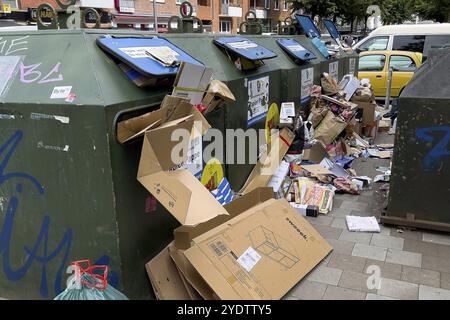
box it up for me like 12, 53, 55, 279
237, 247, 262, 272
228, 40, 258, 50
50, 86, 72, 99
286, 44, 307, 52
119, 46, 179, 60
247, 75, 269, 127
185, 125, 203, 179
300, 67, 314, 104
201, 158, 224, 191
329, 61, 339, 82
65, 92, 76, 103
349, 58, 356, 75
265, 102, 279, 144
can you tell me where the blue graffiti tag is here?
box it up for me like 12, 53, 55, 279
0, 130, 73, 297
416, 126, 450, 171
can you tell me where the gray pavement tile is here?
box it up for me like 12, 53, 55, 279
323, 285, 366, 300
377, 278, 419, 300
352, 243, 387, 261
306, 266, 342, 286
356, 195, 375, 203
422, 255, 450, 273
328, 253, 367, 273
386, 249, 422, 268
332, 198, 343, 209
379, 225, 392, 236
325, 238, 355, 255
306, 214, 333, 227
330, 208, 352, 218
370, 234, 404, 250
402, 238, 440, 257
365, 259, 402, 280
330, 217, 347, 229
440, 272, 450, 290
437, 244, 450, 259
288, 280, 327, 300
339, 229, 373, 245
401, 266, 441, 288
365, 293, 398, 300
390, 229, 424, 241
419, 285, 450, 300
350, 210, 375, 217
340, 201, 369, 211
422, 232, 450, 246
338, 270, 376, 293
313, 224, 343, 240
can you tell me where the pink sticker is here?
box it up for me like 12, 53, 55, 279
65, 92, 76, 103
145, 195, 157, 213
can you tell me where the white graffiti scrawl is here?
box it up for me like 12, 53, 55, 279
0, 35, 29, 56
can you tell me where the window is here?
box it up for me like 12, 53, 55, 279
2, 0, 18, 9
176, 0, 182, 4
393, 35, 425, 53
220, 20, 231, 33
389, 55, 416, 72
359, 54, 386, 72
274, 0, 279, 10
283, 1, 288, 11
358, 36, 389, 52
265, 0, 270, 9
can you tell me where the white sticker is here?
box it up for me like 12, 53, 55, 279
247, 75, 269, 126
228, 40, 258, 50
349, 58, 356, 75
329, 61, 339, 82
280, 102, 295, 118
119, 46, 179, 60
50, 86, 72, 99
237, 247, 262, 272
286, 44, 306, 52
300, 67, 314, 103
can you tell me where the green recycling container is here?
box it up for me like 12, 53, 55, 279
381, 47, 450, 232
0, 29, 182, 299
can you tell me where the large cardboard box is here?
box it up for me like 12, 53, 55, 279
354, 101, 376, 126
137, 100, 229, 226
240, 128, 294, 195
172, 62, 213, 105
184, 198, 333, 300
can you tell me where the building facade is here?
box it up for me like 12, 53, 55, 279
1, 0, 293, 33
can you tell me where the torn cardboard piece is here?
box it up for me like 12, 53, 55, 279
202, 79, 236, 113
117, 95, 209, 144
184, 198, 333, 299
145, 242, 194, 300
240, 128, 294, 195
302, 141, 328, 163
137, 113, 228, 226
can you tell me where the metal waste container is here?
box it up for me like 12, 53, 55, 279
382, 47, 450, 232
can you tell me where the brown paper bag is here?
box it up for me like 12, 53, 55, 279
313, 111, 348, 145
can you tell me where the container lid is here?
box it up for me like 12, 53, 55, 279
276, 38, 316, 62
295, 14, 321, 39
213, 36, 277, 61
97, 36, 203, 77
323, 19, 341, 41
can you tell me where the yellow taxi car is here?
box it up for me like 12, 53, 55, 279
357, 50, 423, 98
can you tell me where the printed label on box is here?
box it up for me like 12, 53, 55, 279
300, 67, 314, 104
247, 75, 269, 127
237, 247, 262, 272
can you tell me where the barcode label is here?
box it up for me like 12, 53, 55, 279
237, 247, 262, 272
209, 240, 229, 257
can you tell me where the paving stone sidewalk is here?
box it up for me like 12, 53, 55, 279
285, 132, 450, 300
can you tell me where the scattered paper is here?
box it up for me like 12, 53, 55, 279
267, 160, 290, 193
320, 158, 349, 178
346, 216, 380, 232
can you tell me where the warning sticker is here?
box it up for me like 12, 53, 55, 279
329, 61, 339, 82
300, 67, 314, 104
237, 247, 262, 272
247, 75, 269, 127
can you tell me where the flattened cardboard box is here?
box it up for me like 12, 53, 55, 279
184, 198, 333, 300
145, 242, 194, 300
137, 105, 229, 226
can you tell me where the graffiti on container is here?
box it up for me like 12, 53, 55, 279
0, 36, 29, 56
19, 62, 63, 84
0, 131, 119, 297
416, 126, 450, 171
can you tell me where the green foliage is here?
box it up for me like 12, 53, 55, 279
413, 0, 450, 22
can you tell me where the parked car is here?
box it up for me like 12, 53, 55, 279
357, 50, 423, 98
352, 23, 450, 60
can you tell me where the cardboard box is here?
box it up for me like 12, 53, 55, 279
240, 128, 294, 195
184, 198, 333, 300
145, 242, 195, 300
202, 79, 236, 114
302, 142, 328, 163
117, 95, 209, 144
137, 100, 229, 226
313, 111, 348, 145
174, 187, 274, 250
354, 101, 376, 126
172, 62, 213, 105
